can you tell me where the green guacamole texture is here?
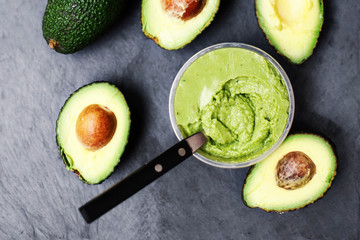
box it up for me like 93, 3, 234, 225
174, 47, 289, 163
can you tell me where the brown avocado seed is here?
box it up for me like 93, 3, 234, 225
161, 0, 206, 20
275, 151, 316, 190
76, 104, 117, 151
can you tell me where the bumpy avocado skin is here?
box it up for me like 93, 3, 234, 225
242, 133, 337, 212
255, 0, 324, 64
56, 82, 131, 184
42, 0, 126, 54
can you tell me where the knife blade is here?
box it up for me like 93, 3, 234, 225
79, 132, 207, 223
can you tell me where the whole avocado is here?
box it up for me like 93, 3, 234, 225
42, 0, 126, 54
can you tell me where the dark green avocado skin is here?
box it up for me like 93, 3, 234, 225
42, 0, 126, 54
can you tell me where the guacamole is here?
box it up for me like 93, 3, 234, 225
174, 47, 290, 163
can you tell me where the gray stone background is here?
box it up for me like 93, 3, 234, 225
0, 1, 359, 239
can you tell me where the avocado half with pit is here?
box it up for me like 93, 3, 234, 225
56, 82, 130, 184
142, 0, 220, 50
243, 133, 336, 211
256, 0, 324, 64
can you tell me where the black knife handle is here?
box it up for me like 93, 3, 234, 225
79, 139, 193, 223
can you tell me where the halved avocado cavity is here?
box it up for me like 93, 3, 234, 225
56, 82, 131, 184
256, 0, 324, 64
243, 133, 336, 212
142, 0, 220, 50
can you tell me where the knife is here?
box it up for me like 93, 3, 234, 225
79, 132, 207, 223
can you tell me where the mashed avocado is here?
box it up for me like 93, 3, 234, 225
174, 47, 289, 163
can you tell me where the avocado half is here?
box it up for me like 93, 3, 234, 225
243, 133, 336, 212
142, 0, 220, 50
56, 82, 131, 184
255, 0, 324, 64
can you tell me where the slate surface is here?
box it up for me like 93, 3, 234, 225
0, 1, 359, 239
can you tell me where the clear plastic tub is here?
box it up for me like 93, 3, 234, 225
169, 43, 295, 168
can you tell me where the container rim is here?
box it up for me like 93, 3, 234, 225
169, 42, 295, 168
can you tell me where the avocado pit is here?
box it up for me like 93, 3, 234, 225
161, 0, 206, 20
275, 151, 316, 190
76, 104, 117, 151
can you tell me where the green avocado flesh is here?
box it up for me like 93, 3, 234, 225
56, 82, 130, 184
174, 47, 290, 163
256, 0, 324, 64
243, 134, 336, 212
42, 0, 126, 54
142, 0, 220, 50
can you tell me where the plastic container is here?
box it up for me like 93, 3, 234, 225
169, 43, 295, 168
